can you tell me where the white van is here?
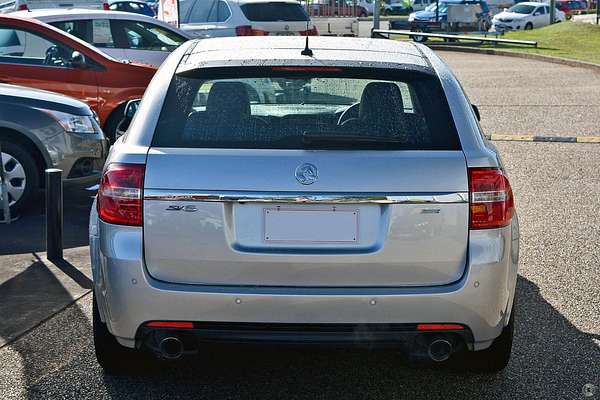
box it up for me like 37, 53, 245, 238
0, 0, 108, 13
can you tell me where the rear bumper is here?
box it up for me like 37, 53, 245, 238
91, 208, 518, 351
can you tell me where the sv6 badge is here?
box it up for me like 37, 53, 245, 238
166, 205, 198, 212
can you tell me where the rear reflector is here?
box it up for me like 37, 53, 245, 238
97, 163, 145, 226
103, 2, 110, 10
146, 321, 194, 329
469, 167, 514, 230
417, 324, 464, 331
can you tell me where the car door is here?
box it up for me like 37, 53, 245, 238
180, 0, 232, 38
109, 19, 188, 67
49, 18, 128, 62
0, 23, 99, 112
532, 6, 546, 26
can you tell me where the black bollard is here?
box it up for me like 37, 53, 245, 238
46, 168, 63, 261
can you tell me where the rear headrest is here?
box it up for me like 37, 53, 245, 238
206, 82, 251, 118
359, 82, 404, 120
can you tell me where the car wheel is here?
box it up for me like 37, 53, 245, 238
103, 103, 127, 144
451, 302, 515, 373
411, 29, 428, 43
1, 141, 39, 215
93, 292, 149, 375
524, 22, 533, 30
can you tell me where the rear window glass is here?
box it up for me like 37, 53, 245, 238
240, 3, 310, 21
152, 68, 461, 150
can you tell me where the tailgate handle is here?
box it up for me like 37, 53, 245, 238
144, 190, 469, 205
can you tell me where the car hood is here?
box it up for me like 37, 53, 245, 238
0, 83, 91, 115
493, 11, 528, 19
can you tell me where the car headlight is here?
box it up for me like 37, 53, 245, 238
408, 13, 415, 21
44, 110, 98, 134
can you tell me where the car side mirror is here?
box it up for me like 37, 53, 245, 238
472, 104, 481, 121
533, 11, 540, 15
71, 51, 87, 69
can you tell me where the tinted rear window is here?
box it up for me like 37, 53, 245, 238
240, 3, 310, 21
152, 68, 461, 151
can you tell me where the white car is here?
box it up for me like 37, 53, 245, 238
14, 8, 191, 67
492, 2, 565, 31
179, 0, 318, 38
0, 0, 108, 13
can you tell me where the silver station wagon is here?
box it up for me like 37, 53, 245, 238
90, 36, 519, 374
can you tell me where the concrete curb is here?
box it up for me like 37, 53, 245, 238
429, 45, 600, 73
489, 134, 600, 143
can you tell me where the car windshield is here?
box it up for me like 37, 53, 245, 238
425, 2, 448, 13
152, 68, 461, 150
508, 4, 536, 13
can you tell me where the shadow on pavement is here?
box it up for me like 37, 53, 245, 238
5, 275, 595, 399
0, 187, 94, 256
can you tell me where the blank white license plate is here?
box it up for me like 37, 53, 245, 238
263, 208, 359, 243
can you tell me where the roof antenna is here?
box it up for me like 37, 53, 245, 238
301, 20, 313, 57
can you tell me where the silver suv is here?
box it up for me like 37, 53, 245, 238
90, 36, 519, 374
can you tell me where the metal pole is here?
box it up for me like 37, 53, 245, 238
596, 2, 599, 25
45, 168, 63, 261
550, 0, 556, 26
373, 0, 381, 29
0, 143, 10, 224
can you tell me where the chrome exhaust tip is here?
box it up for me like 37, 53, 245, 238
159, 336, 184, 360
427, 338, 453, 362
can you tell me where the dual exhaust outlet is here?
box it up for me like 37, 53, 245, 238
157, 335, 453, 363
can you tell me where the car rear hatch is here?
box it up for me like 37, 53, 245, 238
238, 1, 315, 35
142, 66, 469, 288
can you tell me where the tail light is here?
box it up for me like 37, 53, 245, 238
300, 26, 319, 36
97, 163, 145, 226
235, 25, 268, 36
103, 2, 110, 10
469, 168, 514, 229
17, 4, 28, 10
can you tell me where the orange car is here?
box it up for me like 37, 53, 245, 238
0, 14, 157, 140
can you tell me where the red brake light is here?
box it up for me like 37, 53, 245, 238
469, 168, 514, 229
235, 25, 268, 36
97, 163, 145, 226
300, 26, 319, 36
146, 321, 194, 329
272, 66, 343, 72
17, 4, 28, 10
417, 324, 464, 331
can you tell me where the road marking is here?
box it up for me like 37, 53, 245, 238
488, 134, 600, 143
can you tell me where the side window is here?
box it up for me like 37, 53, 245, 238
207, 0, 231, 22
50, 20, 92, 42
110, 20, 186, 50
544, 6, 550, 13
536, 7, 545, 14
188, 0, 216, 23
0, 27, 75, 67
91, 19, 115, 48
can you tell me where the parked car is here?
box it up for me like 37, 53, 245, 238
0, 14, 157, 141
382, 0, 413, 15
555, 0, 587, 18
90, 36, 519, 375
408, 0, 492, 37
109, 0, 156, 17
304, 0, 370, 17
492, 2, 565, 31
178, 0, 318, 38
16, 8, 190, 67
411, 0, 435, 11
0, 0, 108, 13
0, 84, 107, 213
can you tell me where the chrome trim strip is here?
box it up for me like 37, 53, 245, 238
144, 190, 469, 204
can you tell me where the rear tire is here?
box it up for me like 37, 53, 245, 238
93, 292, 147, 375
411, 29, 428, 43
452, 303, 515, 373
1, 141, 39, 215
103, 104, 127, 144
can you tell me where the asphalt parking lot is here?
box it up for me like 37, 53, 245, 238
0, 52, 598, 399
